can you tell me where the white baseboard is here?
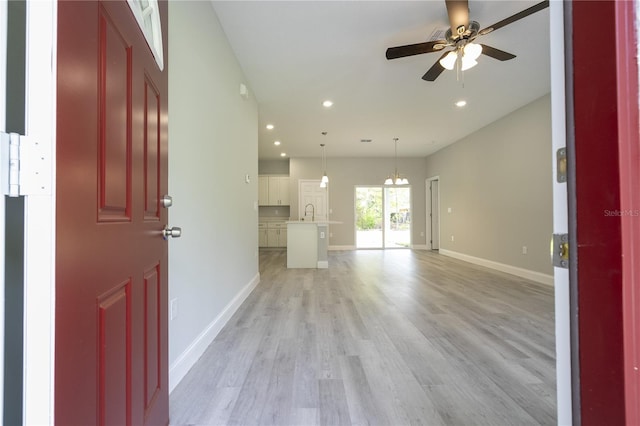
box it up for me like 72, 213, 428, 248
168, 272, 260, 392
329, 245, 356, 251
411, 244, 430, 250
438, 249, 554, 286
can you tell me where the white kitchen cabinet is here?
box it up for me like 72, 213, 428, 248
258, 223, 268, 247
273, 177, 290, 206
258, 176, 269, 206
275, 224, 287, 248
266, 229, 278, 247
259, 221, 287, 247
259, 175, 289, 206
278, 227, 287, 247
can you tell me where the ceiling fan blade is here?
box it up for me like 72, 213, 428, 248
386, 40, 447, 60
479, 0, 549, 35
445, 0, 469, 36
479, 44, 516, 61
422, 52, 449, 81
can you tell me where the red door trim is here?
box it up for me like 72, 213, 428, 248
616, 1, 640, 424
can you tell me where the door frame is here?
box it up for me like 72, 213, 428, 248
425, 176, 440, 250
549, 2, 573, 424
0, 0, 7, 421
616, 2, 640, 422
22, 1, 56, 424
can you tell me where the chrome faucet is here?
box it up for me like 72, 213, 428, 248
304, 203, 315, 221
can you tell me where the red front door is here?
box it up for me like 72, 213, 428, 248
55, 1, 169, 424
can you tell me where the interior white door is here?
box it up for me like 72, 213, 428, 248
430, 179, 440, 250
299, 180, 327, 221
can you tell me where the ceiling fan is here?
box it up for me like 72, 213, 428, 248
385, 0, 549, 81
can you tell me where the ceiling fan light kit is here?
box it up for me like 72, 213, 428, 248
385, 0, 549, 82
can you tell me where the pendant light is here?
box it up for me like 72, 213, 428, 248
320, 132, 328, 188
384, 137, 409, 185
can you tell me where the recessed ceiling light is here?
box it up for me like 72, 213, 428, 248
322, 100, 333, 108
274, 141, 281, 146
455, 100, 467, 107
266, 124, 274, 130
280, 152, 287, 157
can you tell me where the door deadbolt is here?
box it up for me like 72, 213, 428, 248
163, 225, 182, 239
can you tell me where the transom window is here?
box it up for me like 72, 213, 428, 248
127, 0, 164, 70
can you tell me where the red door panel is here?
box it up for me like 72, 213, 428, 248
56, 1, 169, 425
98, 9, 132, 221
98, 281, 131, 426
144, 264, 161, 413
144, 78, 161, 221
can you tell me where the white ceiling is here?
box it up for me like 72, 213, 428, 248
211, 1, 551, 160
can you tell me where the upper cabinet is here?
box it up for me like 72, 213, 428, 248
258, 175, 290, 206
258, 176, 269, 206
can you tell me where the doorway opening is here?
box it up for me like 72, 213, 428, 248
355, 186, 411, 249
426, 177, 440, 250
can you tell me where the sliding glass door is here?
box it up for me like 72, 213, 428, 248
355, 186, 411, 249
384, 186, 411, 248
355, 187, 383, 248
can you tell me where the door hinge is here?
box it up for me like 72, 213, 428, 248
0, 132, 51, 196
552, 233, 569, 268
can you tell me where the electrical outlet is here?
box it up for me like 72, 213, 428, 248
170, 298, 178, 320
522, 246, 528, 255
451, 235, 455, 242
420, 231, 424, 237
320, 231, 325, 239
448, 207, 452, 213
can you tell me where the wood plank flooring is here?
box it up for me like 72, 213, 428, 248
170, 249, 556, 425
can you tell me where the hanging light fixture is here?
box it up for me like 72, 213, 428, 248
384, 137, 409, 185
320, 132, 328, 188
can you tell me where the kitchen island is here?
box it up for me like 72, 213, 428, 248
286, 220, 341, 268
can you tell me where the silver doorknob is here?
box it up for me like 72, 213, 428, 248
161, 195, 173, 208
163, 225, 182, 240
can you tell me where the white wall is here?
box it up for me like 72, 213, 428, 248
290, 157, 430, 248
168, 1, 259, 391
425, 94, 553, 280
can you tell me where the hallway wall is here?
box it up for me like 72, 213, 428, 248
168, 1, 259, 390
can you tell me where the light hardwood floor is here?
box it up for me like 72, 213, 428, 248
170, 249, 556, 426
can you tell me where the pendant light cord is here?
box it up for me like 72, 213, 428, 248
394, 137, 399, 176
